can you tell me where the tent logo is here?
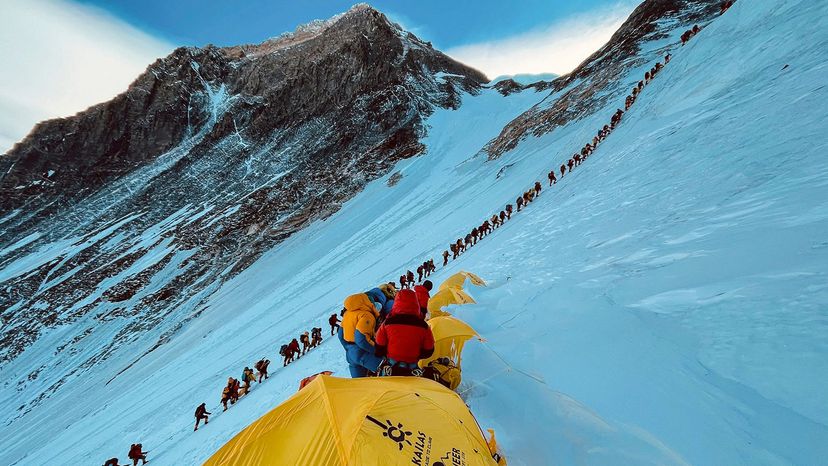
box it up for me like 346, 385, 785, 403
366, 415, 412, 450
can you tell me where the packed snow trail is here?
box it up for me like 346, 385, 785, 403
3, 1, 828, 464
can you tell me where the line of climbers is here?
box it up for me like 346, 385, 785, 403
278, 326, 324, 367
102, 11, 729, 463
399, 259, 436, 289
337, 279, 438, 378
102, 444, 148, 466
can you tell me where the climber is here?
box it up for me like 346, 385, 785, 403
456, 238, 464, 254
413, 280, 433, 319
221, 378, 234, 411
127, 444, 148, 466
442, 249, 450, 265
406, 270, 415, 286
505, 204, 513, 219
338, 293, 383, 377
692, 24, 700, 35
548, 170, 557, 186
329, 313, 341, 335
313, 327, 324, 347
567, 158, 574, 173
515, 196, 524, 212
194, 402, 211, 431
255, 358, 270, 382
471, 227, 479, 245
240, 367, 254, 394
416, 265, 423, 283
232, 377, 242, 402
428, 259, 436, 276
464, 233, 473, 249
491, 214, 500, 228
375, 289, 435, 377
300, 332, 311, 355
366, 283, 396, 321
399, 274, 407, 290
499, 210, 506, 224
665, 53, 672, 64
534, 181, 542, 196
283, 338, 299, 365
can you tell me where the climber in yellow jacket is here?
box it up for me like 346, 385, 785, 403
337, 293, 383, 377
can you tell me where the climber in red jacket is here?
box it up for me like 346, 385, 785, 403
413, 280, 432, 319
375, 289, 435, 376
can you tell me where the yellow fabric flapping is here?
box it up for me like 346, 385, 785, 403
427, 287, 476, 317
486, 429, 508, 466
420, 315, 480, 368
203, 375, 498, 466
439, 271, 487, 291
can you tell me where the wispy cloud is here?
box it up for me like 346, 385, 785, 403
446, 2, 637, 80
0, 0, 173, 152
384, 11, 431, 40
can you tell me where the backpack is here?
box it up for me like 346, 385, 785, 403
422, 358, 462, 390
279, 344, 288, 356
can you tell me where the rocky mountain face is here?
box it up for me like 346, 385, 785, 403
0, 4, 485, 404
484, 0, 723, 159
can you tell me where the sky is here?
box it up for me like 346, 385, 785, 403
0, 0, 637, 153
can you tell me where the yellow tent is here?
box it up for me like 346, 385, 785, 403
439, 271, 487, 291
420, 315, 481, 368
203, 375, 498, 466
427, 287, 476, 317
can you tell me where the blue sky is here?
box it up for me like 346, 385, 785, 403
0, 0, 637, 152
74, 0, 627, 50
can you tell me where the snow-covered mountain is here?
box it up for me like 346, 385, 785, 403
2, 0, 828, 464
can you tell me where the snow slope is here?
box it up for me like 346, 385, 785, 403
2, 0, 828, 464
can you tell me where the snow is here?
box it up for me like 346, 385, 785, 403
0, 232, 41, 258
2, 1, 828, 465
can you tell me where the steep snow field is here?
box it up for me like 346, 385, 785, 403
3, 0, 828, 464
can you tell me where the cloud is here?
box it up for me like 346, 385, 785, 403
384, 11, 431, 40
0, 0, 174, 153
445, 2, 637, 80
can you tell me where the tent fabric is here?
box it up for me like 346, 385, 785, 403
420, 315, 480, 368
438, 271, 487, 291
299, 371, 333, 391
427, 287, 476, 317
204, 375, 498, 466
